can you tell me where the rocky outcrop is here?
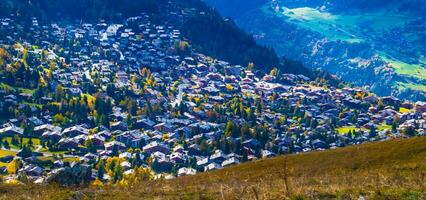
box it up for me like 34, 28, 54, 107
44, 163, 93, 186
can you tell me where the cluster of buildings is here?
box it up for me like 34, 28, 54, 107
0, 14, 425, 184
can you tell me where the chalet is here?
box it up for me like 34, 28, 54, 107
170, 152, 185, 163
87, 134, 105, 148
196, 157, 210, 168
135, 118, 155, 130
209, 149, 227, 163
142, 141, 170, 154
415, 102, 426, 114
177, 167, 197, 177
42, 131, 62, 142
204, 162, 222, 172
242, 139, 260, 148
111, 121, 128, 131
105, 141, 126, 152
382, 96, 401, 106
58, 138, 79, 149
154, 122, 174, 133
62, 125, 89, 137
261, 150, 276, 158
221, 157, 240, 167
0, 125, 24, 136
34, 124, 62, 136
116, 130, 149, 148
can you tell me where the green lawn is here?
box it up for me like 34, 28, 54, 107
37, 156, 79, 163
271, 6, 411, 43
39, 148, 69, 155
397, 81, 426, 92
2, 137, 41, 149
0, 82, 36, 94
381, 57, 426, 80
335, 126, 358, 134
335, 125, 377, 134
399, 107, 412, 113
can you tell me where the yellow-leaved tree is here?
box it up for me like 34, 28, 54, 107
7, 158, 19, 174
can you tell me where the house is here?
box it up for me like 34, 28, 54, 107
142, 141, 170, 154
42, 131, 62, 142
177, 167, 197, 177
154, 122, 174, 133
116, 130, 149, 148
170, 152, 185, 163
261, 150, 276, 158
119, 152, 133, 160
0, 125, 24, 136
110, 121, 128, 131
209, 149, 227, 163
34, 124, 62, 136
135, 118, 155, 130
196, 157, 210, 168
105, 141, 127, 152
382, 96, 400, 106
62, 125, 89, 137
204, 162, 222, 172
188, 144, 200, 156
22, 164, 44, 177
415, 102, 426, 114
221, 157, 240, 167
58, 138, 79, 149
87, 134, 105, 148
27, 117, 43, 126
242, 139, 260, 148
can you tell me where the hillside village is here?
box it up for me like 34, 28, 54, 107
0, 14, 425, 185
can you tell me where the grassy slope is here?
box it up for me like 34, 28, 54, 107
0, 137, 425, 199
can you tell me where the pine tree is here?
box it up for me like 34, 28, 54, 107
4, 139, 10, 149
97, 160, 106, 180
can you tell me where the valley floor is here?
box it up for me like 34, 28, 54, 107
0, 137, 425, 199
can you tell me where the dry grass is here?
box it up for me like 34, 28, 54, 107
0, 137, 425, 200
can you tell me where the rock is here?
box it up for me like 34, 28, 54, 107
45, 163, 93, 186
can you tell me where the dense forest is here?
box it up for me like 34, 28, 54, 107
0, 0, 164, 22
205, 0, 267, 18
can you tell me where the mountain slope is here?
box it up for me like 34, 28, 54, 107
205, 0, 426, 100
0, 0, 312, 76
1, 137, 425, 199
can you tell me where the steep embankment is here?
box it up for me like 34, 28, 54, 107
1, 137, 425, 199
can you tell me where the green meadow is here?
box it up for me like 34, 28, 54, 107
276, 6, 411, 43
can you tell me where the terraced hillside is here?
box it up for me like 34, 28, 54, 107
0, 137, 425, 199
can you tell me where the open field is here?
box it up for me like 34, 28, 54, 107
0, 137, 424, 199
398, 81, 426, 93
274, 6, 411, 43
382, 57, 426, 80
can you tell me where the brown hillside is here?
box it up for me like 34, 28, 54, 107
1, 137, 425, 200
